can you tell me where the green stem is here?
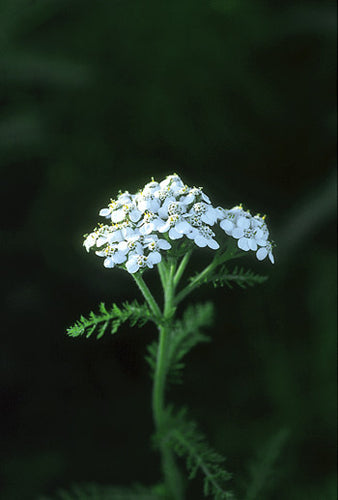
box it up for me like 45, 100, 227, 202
133, 262, 187, 498
157, 260, 168, 290
152, 325, 168, 426
152, 260, 184, 499
175, 259, 217, 305
132, 273, 162, 319
164, 259, 176, 318
175, 245, 244, 305
173, 251, 192, 287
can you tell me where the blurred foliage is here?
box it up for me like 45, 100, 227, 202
39, 482, 164, 500
0, 0, 336, 499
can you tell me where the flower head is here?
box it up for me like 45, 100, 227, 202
218, 206, 275, 263
84, 173, 275, 273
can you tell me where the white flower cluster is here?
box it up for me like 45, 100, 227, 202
217, 206, 275, 264
84, 174, 275, 273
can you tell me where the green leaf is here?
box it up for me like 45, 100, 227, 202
244, 428, 289, 500
167, 302, 214, 383
158, 407, 235, 500
145, 302, 214, 384
67, 300, 154, 339
202, 265, 268, 289
145, 340, 158, 373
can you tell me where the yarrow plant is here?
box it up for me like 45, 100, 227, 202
66, 174, 275, 500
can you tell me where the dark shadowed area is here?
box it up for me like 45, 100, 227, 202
1, 1, 336, 499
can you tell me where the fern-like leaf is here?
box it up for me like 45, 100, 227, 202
146, 302, 214, 384
67, 300, 154, 339
159, 407, 235, 500
244, 428, 289, 500
167, 302, 214, 383
145, 340, 158, 374
201, 265, 268, 289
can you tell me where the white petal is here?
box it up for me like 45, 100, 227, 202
118, 241, 128, 251
201, 213, 214, 225
135, 242, 144, 254
138, 224, 147, 236
148, 199, 161, 212
122, 227, 135, 239
158, 206, 169, 219
256, 247, 268, 261
248, 238, 258, 251
215, 206, 226, 220
106, 233, 116, 243
84, 234, 96, 251
126, 259, 139, 273
148, 251, 161, 265
158, 239, 171, 250
171, 178, 184, 190
201, 192, 211, 203
237, 217, 250, 229
181, 193, 194, 205
118, 193, 131, 203
99, 208, 111, 217
154, 217, 165, 229
175, 220, 190, 233
143, 234, 157, 245
113, 251, 127, 264
137, 199, 148, 212
232, 227, 244, 239
205, 207, 218, 223
186, 230, 196, 239
220, 219, 234, 233
111, 208, 125, 223
144, 181, 159, 192
256, 230, 269, 242
255, 228, 264, 239
208, 239, 220, 250
268, 251, 275, 264
138, 225, 148, 235
144, 223, 154, 235
96, 236, 107, 247
238, 237, 250, 251
169, 227, 183, 240
129, 209, 142, 222
103, 257, 115, 268
194, 235, 207, 247
158, 221, 171, 233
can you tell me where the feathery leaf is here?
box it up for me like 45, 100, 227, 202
194, 265, 268, 290
167, 302, 214, 383
158, 407, 235, 500
67, 300, 154, 339
244, 428, 289, 500
146, 302, 214, 384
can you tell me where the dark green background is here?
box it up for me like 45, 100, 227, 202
1, 1, 336, 498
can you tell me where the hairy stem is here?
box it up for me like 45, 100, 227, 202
164, 259, 176, 318
157, 260, 168, 290
152, 324, 168, 427
132, 273, 162, 319
152, 260, 184, 499
175, 259, 217, 305
174, 251, 192, 287
175, 245, 243, 305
